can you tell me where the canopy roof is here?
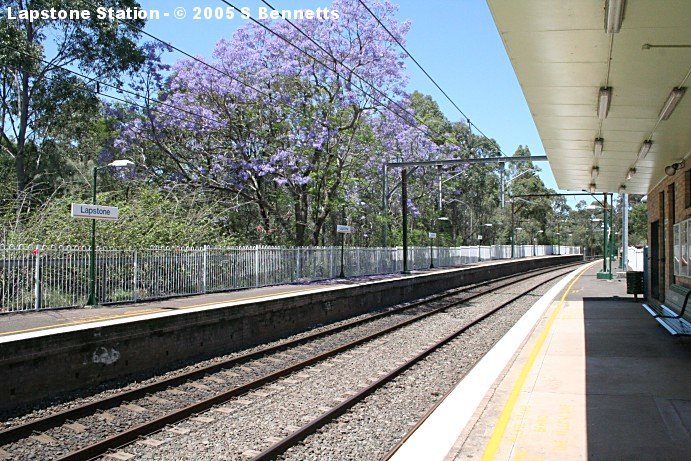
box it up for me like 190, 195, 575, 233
487, 0, 690, 194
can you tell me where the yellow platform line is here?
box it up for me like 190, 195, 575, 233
0, 286, 325, 337
481, 263, 591, 461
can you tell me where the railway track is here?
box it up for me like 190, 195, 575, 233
251, 264, 580, 461
0, 262, 583, 460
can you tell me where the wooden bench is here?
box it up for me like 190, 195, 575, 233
642, 284, 691, 336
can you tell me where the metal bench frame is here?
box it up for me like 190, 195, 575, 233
642, 286, 691, 336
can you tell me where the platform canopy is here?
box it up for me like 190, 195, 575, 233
486, 0, 691, 194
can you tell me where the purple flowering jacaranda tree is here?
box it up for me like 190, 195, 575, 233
116, 0, 413, 246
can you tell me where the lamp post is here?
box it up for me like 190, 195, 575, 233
510, 197, 532, 258
87, 159, 135, 306
555, 221, 562, 255
536, 229, 543, 256
484, 223, 494, 259
401, 168, 409, 274
428, 218, 438, 269
587, 193, 614, 279
441, 198, 473, 245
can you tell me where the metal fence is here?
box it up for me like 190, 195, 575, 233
0, 244, 581, 313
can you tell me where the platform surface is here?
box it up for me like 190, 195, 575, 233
450, 263, 691, 460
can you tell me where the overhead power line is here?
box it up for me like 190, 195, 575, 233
80, 0, 271, 100
12, 48, 225, 127
253, 0, 505, 155
78, 0, 500, 160
256, 0, 445, 141
356, 0, 508, 157
80, 0, 437, 148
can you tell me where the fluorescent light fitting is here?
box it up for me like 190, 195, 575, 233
638, 140, 652, 159
589, 183, 597, 193
605, 0, 626, 33
594, 138, 604, 157
598, 87, 612, 119
626, 168, 636, 180
591, 166, 600, 179
659, 87, 686, 120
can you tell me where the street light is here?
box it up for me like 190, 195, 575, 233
441, 198, 473, 243
483, 223, 495, 257
586, 195, 613, 278
502, 168, 536, 207
87, 159, 135, 305
509, 197, 534, 258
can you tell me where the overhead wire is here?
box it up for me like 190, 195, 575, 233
81, 0, 441, 151
13, 48, 226, 127
76, 0, 501, 166
355, 0, 508, 157
226, 0, 497, 156
255, 0, 452, 145
79, 0, 271, 99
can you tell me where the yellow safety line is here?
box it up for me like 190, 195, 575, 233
0, 286, 326, 337
481, 263, 592, 461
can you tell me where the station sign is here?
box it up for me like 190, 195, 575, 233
71, 203, 119, 221
336, 225, 353, 234
477, 234, 483, 240
428, 232, 437, 239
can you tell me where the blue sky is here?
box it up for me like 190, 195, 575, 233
139, 0, 559, 192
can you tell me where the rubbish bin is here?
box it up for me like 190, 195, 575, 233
626, 271, 644, 299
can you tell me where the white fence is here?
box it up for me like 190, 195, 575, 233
0, 244, 581, 313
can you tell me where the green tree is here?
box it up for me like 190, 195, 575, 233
0, 0, 147, 203
629, 196, 647, 246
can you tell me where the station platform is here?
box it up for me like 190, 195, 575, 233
0, 256, 535, 340
392, 261, 691, 460
0, 255, 582, 412
0, 282, 344, 339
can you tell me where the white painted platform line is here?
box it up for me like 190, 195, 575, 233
390, 262, 595, 461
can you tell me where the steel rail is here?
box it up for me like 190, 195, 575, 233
0, 262, 574, 447
53, 264, 580, 460
251, 265, 581, 461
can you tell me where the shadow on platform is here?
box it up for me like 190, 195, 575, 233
583, 296, 691, 459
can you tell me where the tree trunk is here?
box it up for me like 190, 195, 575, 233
15, 22, 34, 195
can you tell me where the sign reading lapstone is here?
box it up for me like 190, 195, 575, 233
336, 225, 353, 234
71, 203, 119, 221
428, 232, 437, 239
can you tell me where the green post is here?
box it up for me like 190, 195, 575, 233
557, 221, 561, 255
610, 193, 615, 271
339, 205, 346, 278
597, 193, 614, 280
602, 193, 607, 272
510, 200, 515, 259
88, 166, 97, 305
402, 168, 409, 273
339, 232, 345, 278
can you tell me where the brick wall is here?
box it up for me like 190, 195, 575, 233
647, 160, 691, 301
